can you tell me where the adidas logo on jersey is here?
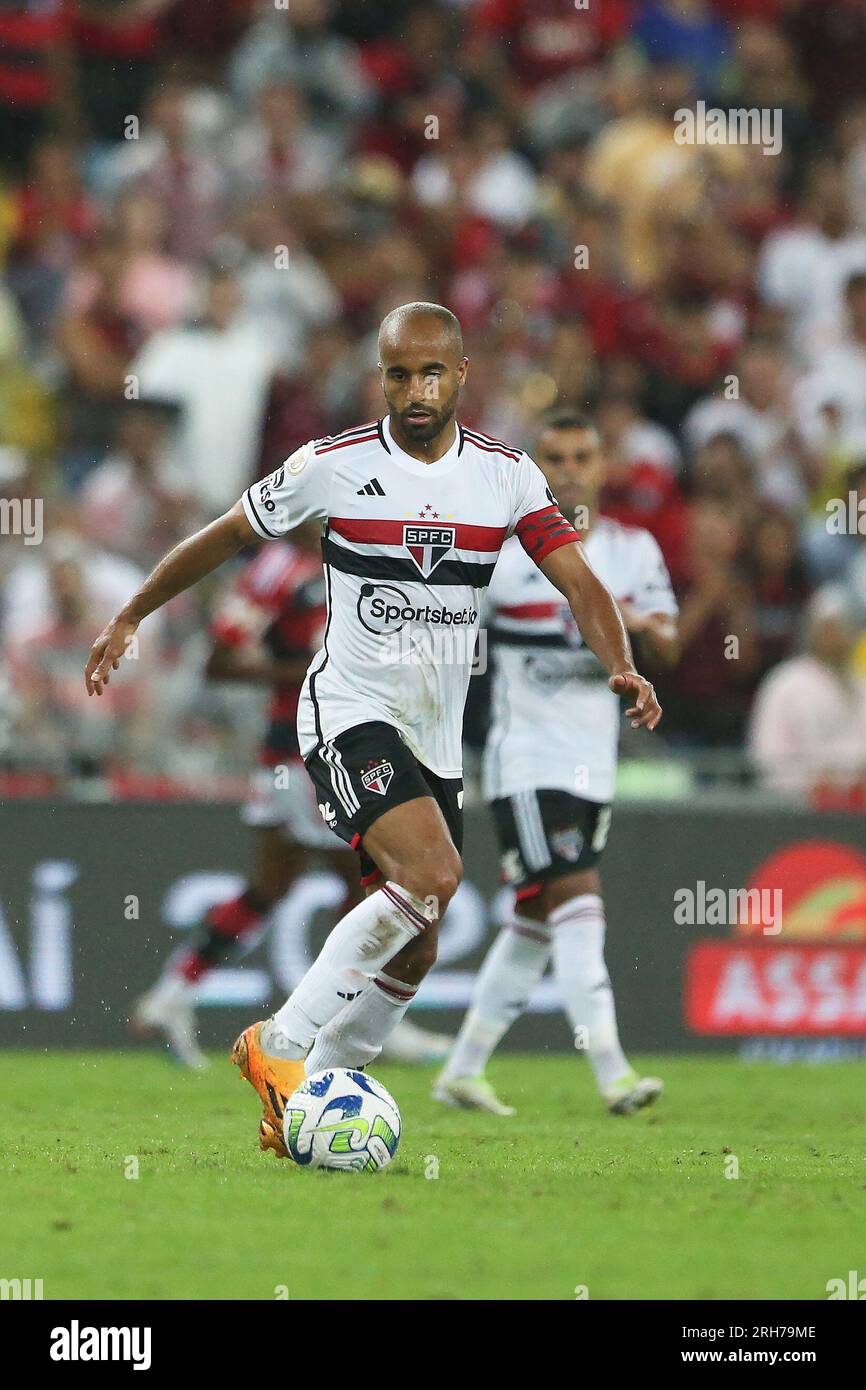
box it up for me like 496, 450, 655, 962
357, 478, 385, 496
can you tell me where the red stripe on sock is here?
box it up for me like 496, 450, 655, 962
515, 882, 543, 901
382, 883, 428, 933
206, 895, 263, 939
375, 974, 417, 1002
553, 909, 605, 928
510, 923, 550, 945
177, 950, 206, 982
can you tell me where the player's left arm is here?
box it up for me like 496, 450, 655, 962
539, 541, 662, 731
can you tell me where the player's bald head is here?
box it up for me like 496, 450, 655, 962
377, 302, 464, 362
377, 301, 468, 447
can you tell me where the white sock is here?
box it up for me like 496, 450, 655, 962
441, 913, 552, 1080
138, 967, 191, 1019
150, 965, 192, 1006
550, 893, 631, 1093
304, 970, 418, 1073
266, 882, 433, 1058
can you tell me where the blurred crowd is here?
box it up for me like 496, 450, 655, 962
2, 0, 866, 803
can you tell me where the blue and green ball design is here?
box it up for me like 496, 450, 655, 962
283, 1069, 401, 1172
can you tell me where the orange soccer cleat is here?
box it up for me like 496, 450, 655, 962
230, 1021, 306, 1159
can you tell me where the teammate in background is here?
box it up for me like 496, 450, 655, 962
436, 412, 679, 1116
131, 519, 452, 1068
85, 304, 662, 1159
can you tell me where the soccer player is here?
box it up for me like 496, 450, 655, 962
85, 304, 661, 1158
131, 519, 452, 1068
435, 412, 680, 1116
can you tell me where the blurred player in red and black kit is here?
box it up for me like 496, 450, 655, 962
471, 0, 632, 87
132, 519, 451, 1068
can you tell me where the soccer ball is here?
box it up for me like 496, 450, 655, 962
282, 1068, 401, 1173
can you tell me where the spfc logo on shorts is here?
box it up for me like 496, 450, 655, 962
403, 524, 455, 578
361, 760, 394, 796
551, 827, 584, 863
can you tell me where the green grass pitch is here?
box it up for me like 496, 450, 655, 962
1, 1051, 861, 1301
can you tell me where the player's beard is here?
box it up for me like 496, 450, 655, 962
398, 396, 456, 443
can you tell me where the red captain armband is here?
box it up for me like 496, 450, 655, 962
514, 504, 579, 562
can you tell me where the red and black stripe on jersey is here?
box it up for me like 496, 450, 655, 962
322, 498, 577, 586
458, 425, 522, 462
514, 502, 578, 562
322, 539, 496, 588
324, 515, 508, 587
490, 599, 572, 650
314, 421, 380, 456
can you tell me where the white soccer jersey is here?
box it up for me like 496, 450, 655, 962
241, 415, 577, 778
483, 517, 678, 804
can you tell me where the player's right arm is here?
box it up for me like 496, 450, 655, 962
85, 502, 257, 695
86, 438, 330, 695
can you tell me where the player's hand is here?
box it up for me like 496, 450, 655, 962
85, 618, 138, 696
609, 670, 662, 731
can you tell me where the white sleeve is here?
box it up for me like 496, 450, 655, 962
507, 452, 555, 530
508, 452, 578, 562
757, 231, 807, 310
241, 441, 331, 539
133, 332, 186, 400
633, 531, 678, 617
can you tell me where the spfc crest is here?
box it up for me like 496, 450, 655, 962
361, 760, 394, 796
403, 523, 455, 578
551, 827, 584, 863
